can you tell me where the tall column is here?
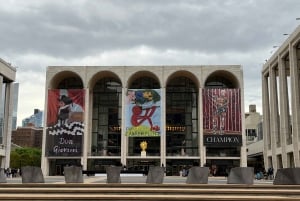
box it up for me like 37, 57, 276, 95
269, 65, 279, 170
240, 82, 247, 167
0, 76, 3, 168
160, 87, 166, 166
41, 88, 49, 175
289, 43, 300, 167
199, 88, 205, 166
82, 87, 90, 170
0, 76, 2, 105
121, 87, 127, 166
2, 83, 14, 169
262, 73, 271, 169
278, 56, 289, 168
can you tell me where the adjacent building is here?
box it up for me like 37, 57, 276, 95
11, 126, 43, 148
0, 58, 16, 168
245, 105, 262, 145
42, 65, 246, 176
262, 25, 300, 172
245, 105, 264, 172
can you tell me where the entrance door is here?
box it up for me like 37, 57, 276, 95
55, 165, 62, 175
206, 159, 240, 176
126, 159, 160, 172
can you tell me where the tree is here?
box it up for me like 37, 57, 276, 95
10, 147, 42, 168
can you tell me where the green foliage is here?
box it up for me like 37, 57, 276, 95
10, 147, 42, 168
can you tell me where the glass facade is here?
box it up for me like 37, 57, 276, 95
91, 78, 122, 157
166, 77, 198, 157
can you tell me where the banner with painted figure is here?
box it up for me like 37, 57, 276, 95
125, 89, 161, 137
202, 88, 242, 147
46, 89, 85, 156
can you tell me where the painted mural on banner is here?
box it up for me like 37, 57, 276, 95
202, 88, 242, 146
125, 89, 161, 137
46, 89, 85, 156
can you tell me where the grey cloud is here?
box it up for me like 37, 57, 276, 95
1, 0, 299, 60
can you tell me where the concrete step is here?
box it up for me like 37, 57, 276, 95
0, 184, 299, 200
0, 193, 299, 201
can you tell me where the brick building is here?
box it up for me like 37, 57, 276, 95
12, 126, 43, 148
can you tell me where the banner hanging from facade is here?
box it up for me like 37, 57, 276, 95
46, 89, 85, 156
202, 88, 242, 147
125, 89, 161, 137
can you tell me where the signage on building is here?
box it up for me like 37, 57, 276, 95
125, 89, 161, 137
202, 88, 242, 146
45, 89, 85, 156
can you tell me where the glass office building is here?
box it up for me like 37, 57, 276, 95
42, 65, 246, 176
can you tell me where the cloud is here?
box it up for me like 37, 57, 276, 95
1, 0, 299, 59
1, 0, 299, 125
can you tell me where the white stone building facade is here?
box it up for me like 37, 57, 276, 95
42, 65, 246, 176
262, 25, 300, 172
0, 58, 16, 168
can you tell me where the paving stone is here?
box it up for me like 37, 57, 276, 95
106, 166, 122, 183
274, 167, 300, 185
146, 166, 164, 184
0, 169, 6, 183
64, 166, 83, 183
227, 167, 254, 184
186, 166, 209, 184
21, 166, 45, 183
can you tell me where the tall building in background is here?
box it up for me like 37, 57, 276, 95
22, 109, 44, 127
0, 58, 16, 168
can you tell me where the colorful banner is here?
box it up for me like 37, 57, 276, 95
202, 88, 242, 146
46, 89, 85, 156
125, 89, 161, 137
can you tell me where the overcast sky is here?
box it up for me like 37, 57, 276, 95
1, 0, 299, 126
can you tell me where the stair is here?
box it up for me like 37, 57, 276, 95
0, 183, 299, 200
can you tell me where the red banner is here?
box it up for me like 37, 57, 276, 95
46, 89, 85, 156
203, 88, 241, 135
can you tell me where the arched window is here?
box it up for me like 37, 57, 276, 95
127, 76, 160, 157
91, 77, 122, 157
166, 76, 198, 157
57, 77, 83, 89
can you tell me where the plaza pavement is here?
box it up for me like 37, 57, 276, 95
6, 175, 274, 184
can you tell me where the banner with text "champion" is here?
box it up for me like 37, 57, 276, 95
202, 88, 242, 147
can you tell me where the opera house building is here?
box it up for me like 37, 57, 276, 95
41, 65, 246, 176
